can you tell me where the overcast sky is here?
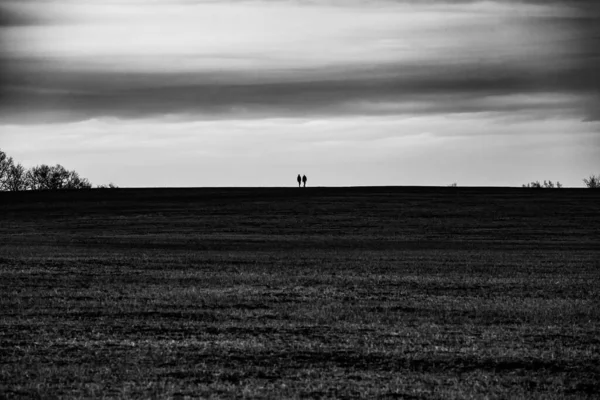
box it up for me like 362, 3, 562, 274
1, 0, 598, 187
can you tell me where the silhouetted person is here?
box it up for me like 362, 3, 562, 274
302, 175, 307, 187
297, 174, 302, 187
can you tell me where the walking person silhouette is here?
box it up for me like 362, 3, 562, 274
302, 175, 307, 187
297, 174, 302, 187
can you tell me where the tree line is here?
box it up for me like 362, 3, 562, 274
522, 180, 562, 189
1, 148, 98, 191
522, 175, 600, 189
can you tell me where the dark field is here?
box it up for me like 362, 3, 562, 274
1, 187, 599, 399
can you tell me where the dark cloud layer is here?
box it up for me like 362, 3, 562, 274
1, 59, 598, 123
1, 0, 599, 123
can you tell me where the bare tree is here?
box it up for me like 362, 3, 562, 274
26, 164, 53, 190
583, 174, 600, 188
5, 163, 28, 191
27, 164, 92, 190
523, 180, 562, 189
0, 149, 13, 191
64, 170, 92, 189
2, 149, 96, 191
46, 165, 85, 189
49, 165, 70, 189
526, 181, 542, 188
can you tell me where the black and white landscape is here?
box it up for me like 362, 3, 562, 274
1, 0, 600, 398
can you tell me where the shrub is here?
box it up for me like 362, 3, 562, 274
0, 149, 13, 191
0, 148, 95, 191
583, 175, 600, 188
26, 164, 92, 190
97, 183, 119, 189
523, 180, 562, 189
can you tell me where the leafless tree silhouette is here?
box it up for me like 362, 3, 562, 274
583, 174, 600, 188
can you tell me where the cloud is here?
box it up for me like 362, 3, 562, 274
0, 0, 599, 123
0, 59, 597, 123
1, 0, 598, 188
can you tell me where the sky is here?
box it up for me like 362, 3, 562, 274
1, 0, 599, 187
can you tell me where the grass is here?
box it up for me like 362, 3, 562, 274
1, 187, 599, 398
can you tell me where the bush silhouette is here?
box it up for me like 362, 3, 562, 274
522, 180, 562, 189
583, 174, 600, 188
0, 148, 98, 191
27, 164, 92, 190
97, 183, 119, 189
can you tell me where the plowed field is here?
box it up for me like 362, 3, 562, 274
1, 187, 599, 398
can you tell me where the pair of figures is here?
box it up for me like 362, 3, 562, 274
297, 174, 307, 187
